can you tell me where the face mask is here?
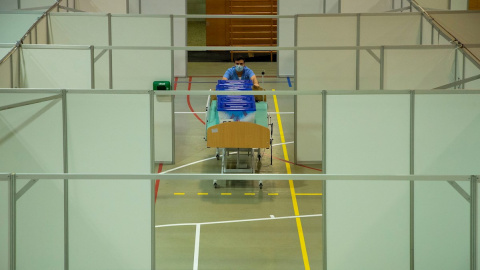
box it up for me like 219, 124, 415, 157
235, 65, 244, 72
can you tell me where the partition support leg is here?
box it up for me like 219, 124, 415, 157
380, 46, 385, 90
10, 56, 13, 88
410, 90, 415, 270
9, 173, 16, 270
90, 46, 95, 89
462, 54, 466, 89
322, 90, 327, 270
471, 175, 478, 270
108, 14, 113, 89
62, 89, 69, 270
355, 14, 360, 90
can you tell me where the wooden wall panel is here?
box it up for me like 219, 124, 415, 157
206, 0, 227, 46
470, 0, 480, 10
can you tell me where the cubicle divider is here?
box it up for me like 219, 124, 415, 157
0, 91, 65, 270
414, 93, 480, 269
0, 11, 44, 43
0, 89, 154, 270
294, 13, 480, 163
47, 13, 172, 89
20, 45, 93, 89
0, 45, 15, 88
323, 90, 480, 270
325, 92, 411, 270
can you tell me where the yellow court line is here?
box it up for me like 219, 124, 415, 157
268, 193, 279, 196
174, 193, 185, 195
221, 193, 232, 195
197, 193, 208, 195
273, 89, 311, 270
296, 193, 323, 196
244, 193, 256, 196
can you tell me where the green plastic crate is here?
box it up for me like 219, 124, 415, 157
153, 81, 171, 90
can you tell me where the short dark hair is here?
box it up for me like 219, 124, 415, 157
235, 56, 245, 62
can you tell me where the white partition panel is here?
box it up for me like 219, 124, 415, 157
0, 0, 17, 9
325, 94, 410, 270
414, 94, 480, 270
111, 15, 171, 85
75, 0, 127, 13
0, 46, 13, 58
18, 0, 55, 9
325, 0, 339, 13
278, 0, 322, 76
464, 56, 480, 89
415, 0, 449, 9
359, 49, 381, 90
112, 50, 170, 89
67, 93, 151, 270
415, 94, 480, 174
21, 47, 92, 89
296, 50, 355, 162
0, 56, 12, 88
0, 93, 64, 270
429, 13, 480, 44
384, 48, 455, 90
141, 0, 187, 77
154, 95, 173, 163
0, 13, 42, 43
111, 15, 170, 46
297, 15, 356, 46
360, 14, 421, 46
341, 0, 392, 13
49, 14, 109, 45
93, 47, 110, 89
36, 16, 48, 44
421, 16, 431, 45
451, 0, 468, 10
414, 181, 470, 270
129, 0, 140, 14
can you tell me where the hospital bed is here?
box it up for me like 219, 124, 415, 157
204, 88, 273, 189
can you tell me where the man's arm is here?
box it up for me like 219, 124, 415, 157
222, 77, 228, 80
250, 75, 259, 87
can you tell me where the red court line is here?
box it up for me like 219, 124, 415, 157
174, 77, 178, 90
266, 154, 322, 172
155, 163, 163, 203
187, 76, 206, 125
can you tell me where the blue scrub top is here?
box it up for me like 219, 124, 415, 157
223, 66, 255, 80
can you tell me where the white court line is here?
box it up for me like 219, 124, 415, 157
272, 141, 293, 147
160, 156, 217, 174
159, 142, 293, 174
193, 224, 201, 270
155, 213, 322, 228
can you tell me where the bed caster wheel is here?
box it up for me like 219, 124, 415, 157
216, 154, 220, 160
259, 183, 263, 189
214, 182, 218, 188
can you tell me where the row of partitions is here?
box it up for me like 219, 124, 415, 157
1, 89, 480, 269
2, 12, 480, 164
1, 2, 479, 78
1, 3, 480, 270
